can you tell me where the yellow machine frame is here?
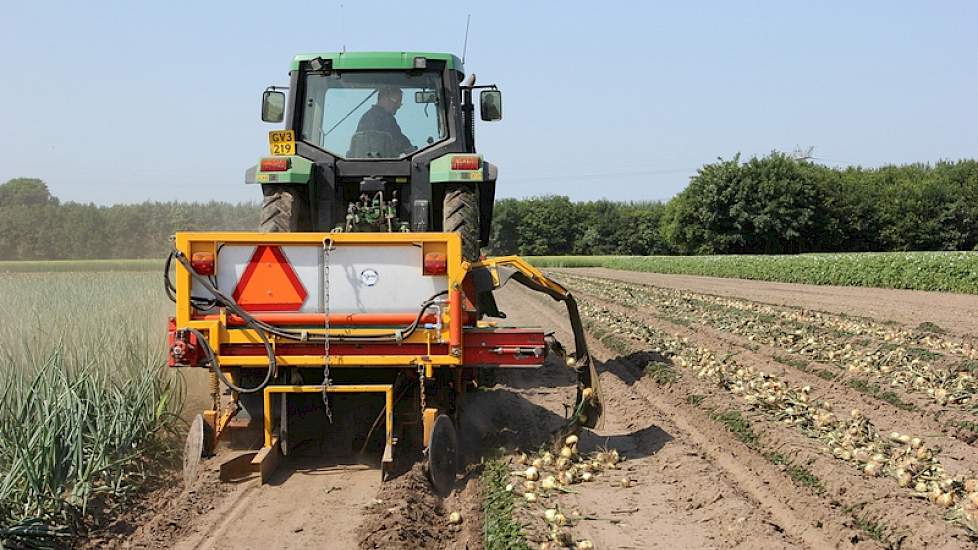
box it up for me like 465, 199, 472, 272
172, 231, 471, 480
171, 231, 601, 484
174, 231, 467, 371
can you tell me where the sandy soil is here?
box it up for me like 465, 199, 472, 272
531, 270, 978, 549
107, 270, 978, 549
557, 267, 978, 337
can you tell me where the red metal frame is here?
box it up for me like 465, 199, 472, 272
208, 328, 547, 367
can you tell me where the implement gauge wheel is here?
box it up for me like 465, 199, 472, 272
260, 184, 311, 232
443, 184, 480, 261
427, 414, 458, 496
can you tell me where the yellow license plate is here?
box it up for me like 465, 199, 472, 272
268, 130, 296, 156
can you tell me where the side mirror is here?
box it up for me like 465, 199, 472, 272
480, 90, 502, 121
261, 90, 286, 123
415, 91, 438, 103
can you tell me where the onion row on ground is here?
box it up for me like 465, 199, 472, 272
573, 296, 978, 537
562, 274, 978, 415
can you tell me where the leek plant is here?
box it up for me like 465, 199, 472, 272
0, 272, 184, 547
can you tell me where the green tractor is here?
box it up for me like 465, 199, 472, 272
247, 51, 502, 261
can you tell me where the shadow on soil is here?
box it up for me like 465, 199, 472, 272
205, 349, 677, 491
602, 350, 676, 387
459, 354, 674, 467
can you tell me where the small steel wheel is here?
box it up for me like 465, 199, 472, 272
183, 414, 204, 489
427, 414, 458, 496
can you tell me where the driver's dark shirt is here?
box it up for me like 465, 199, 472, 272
355, 104, 413, 153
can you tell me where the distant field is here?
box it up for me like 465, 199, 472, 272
0, 259, 160, 272
528, 251, 978, 294
4, 252, 977, 293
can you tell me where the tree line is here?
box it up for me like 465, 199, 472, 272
488, 154, 978, 256
2, 154, 976, 261
0, 179, 258, 260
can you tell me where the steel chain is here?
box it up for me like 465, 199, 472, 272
322, 238, 334, 423
418, 365, 427, 414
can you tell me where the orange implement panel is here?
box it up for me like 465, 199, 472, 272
232, 245, 308, 312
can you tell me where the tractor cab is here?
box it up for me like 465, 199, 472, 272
248, 52, 503, 261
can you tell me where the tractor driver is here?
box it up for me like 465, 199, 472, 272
354, 86, 414, 155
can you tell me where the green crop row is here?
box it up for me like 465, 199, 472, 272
528, 251, 978, 294
0, 272, 182, 546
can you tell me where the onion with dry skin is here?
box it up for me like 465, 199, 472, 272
448, 511, 462, 525
540, 475, 557, 491
525, 466, 539, 481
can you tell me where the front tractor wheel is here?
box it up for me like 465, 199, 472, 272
442, 184, 480, 261
260, 184, 311, 232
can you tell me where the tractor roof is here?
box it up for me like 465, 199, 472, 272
291, 51, 463, 71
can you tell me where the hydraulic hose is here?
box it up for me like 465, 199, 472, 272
164, 251, 218, 310
185, 326, 275, 394
169, 251, 278, 393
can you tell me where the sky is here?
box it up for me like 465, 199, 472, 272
1, 1, 976, 205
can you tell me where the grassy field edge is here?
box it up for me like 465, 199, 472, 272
527, 251, 978, 294
0, 259, 162, 272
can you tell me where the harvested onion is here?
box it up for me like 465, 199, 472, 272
448, 511, 462, 524
541, 475, 557, 490
525, 466, 539, 481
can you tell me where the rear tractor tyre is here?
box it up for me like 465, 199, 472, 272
260, 184, 310, 232
442, 184, 480, 261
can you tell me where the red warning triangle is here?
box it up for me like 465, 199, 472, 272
232, 245, 308, 312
